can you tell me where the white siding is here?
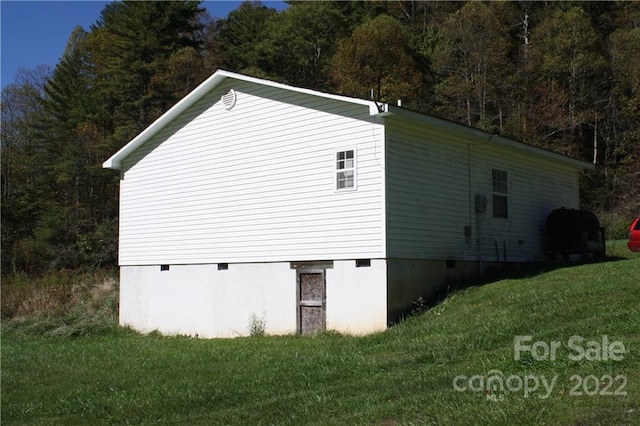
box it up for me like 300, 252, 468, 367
385, 116, 581, 261
119, 80, 385, 265
470, 143, 580, 262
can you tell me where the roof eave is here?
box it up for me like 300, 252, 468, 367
102, 71, 229, 170
378, 106, 594, 170
103, 70, 382, 170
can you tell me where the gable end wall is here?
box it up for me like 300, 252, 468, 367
118, 80, 386, 265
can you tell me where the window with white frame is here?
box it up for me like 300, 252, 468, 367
336, 150, 355, 190
492, 169, 508, 219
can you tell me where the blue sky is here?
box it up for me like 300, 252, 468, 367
0, 1, 288, 89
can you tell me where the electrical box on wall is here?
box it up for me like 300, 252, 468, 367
475, 194, 488, 214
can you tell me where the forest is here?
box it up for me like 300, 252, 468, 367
2, 0, 639, 274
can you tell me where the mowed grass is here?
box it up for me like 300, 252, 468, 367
2, 243, 639, 425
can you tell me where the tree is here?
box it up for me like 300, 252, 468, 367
42, 27, 95, 208
1, 66, 52, 272
530, 6, 607, 155
610, 28, 640, 125
433, 2, 512, 131
595, 25, 640, 213
256, 2, 348, 90
215, 1, 277, 75
93, 0, 205, 135
331, 15, 423, 104
35, 26, 121, 270
150, 46, 213, 103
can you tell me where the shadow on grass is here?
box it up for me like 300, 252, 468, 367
391, 254, 632, 325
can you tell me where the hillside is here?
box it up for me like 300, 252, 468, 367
2, 243, 639, 424
3, 1, 639, 274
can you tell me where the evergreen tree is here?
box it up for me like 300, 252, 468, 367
216, 1, 277, 75
40, 26, 120, 269
93, 0, 205, 136
1, 66, 53, 272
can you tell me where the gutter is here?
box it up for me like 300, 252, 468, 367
375, 105, 594, 170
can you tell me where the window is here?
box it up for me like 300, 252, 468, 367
492, 169, 508, 219
336, 150, 355, 190
217, 263, 229, 270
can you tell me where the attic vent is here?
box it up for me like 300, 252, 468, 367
221, 89, 237, 110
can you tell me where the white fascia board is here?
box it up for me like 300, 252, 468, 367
103, 69, 383, 170
377, 106, 594, 170
102, 71, 226, 170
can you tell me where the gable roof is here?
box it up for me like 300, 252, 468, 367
103, 69, 593, 171
103, 70, 382, 170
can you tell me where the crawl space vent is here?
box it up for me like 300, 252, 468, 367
221, 89, 237, 110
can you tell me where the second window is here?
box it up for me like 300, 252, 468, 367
336, 150, 355, 190
492, 168, 508, 219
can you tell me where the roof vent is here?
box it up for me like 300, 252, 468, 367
221, 89, 237, 110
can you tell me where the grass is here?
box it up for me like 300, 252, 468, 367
1, 269, 119, 337
1, 243, 639, 425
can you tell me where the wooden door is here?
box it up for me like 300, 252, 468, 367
298, 271, 326, 335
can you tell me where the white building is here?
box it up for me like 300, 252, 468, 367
104, 70, 592, 338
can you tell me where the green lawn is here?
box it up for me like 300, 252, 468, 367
2, 244, 639, 425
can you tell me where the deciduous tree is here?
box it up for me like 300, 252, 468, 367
530, 6, 607, 154
257, 2, 348, 90
331, 15, 423, 104
433, 2, 512, 131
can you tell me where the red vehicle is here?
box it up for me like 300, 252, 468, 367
629, 217, 640, 252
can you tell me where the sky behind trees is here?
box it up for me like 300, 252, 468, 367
0, 1, 288, 89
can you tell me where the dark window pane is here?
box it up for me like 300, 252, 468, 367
492, 169, 508, 194
493, 194, 508, 218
